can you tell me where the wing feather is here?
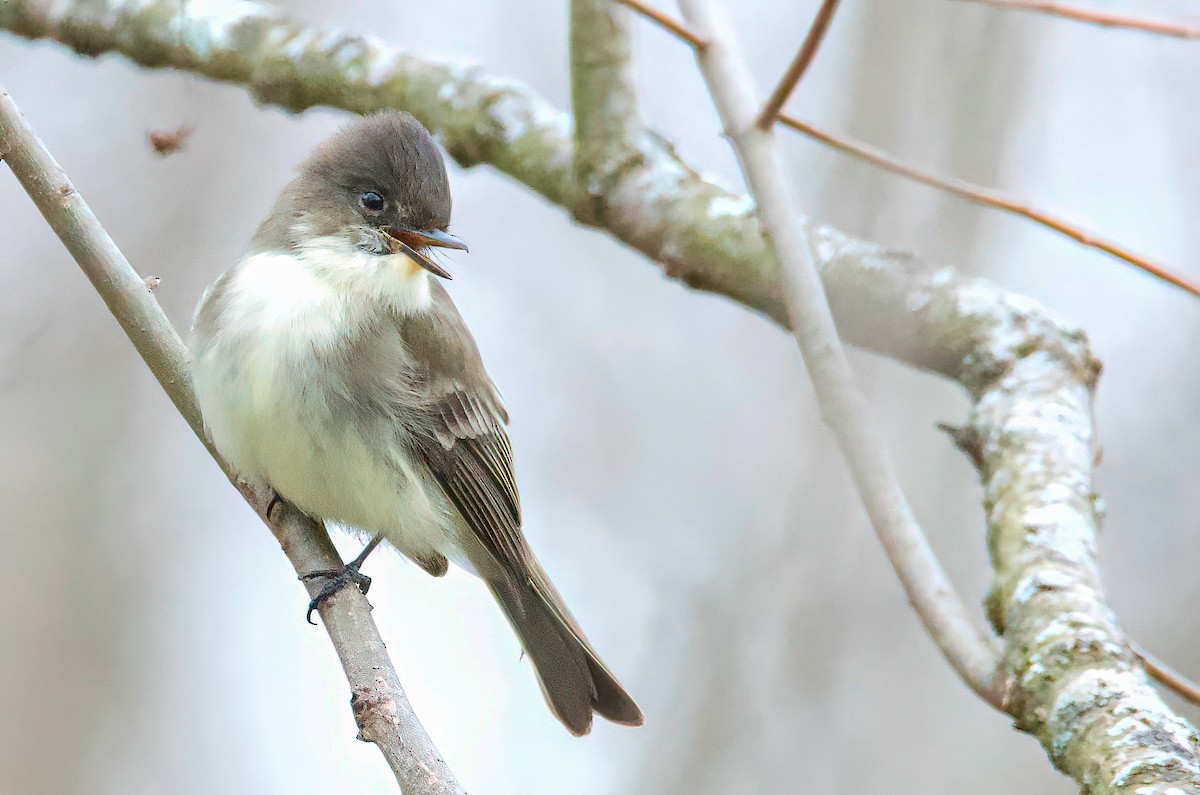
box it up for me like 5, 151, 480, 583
398, 282, 529, 575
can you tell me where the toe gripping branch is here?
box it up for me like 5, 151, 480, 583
300, 535, 384, 625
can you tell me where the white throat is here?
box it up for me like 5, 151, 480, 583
295, 234, 434, 314
209, 236, 434, 357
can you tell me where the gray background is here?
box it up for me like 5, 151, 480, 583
2, 1, 1198, 792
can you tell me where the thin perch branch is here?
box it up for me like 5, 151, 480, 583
756, 0, 841, 129
955, 0, 1200, 39
677, 0, 1006, 708
0, 87, 464, 795
777, 114, 1200, 301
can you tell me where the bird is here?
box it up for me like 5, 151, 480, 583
190, 111, 643, 736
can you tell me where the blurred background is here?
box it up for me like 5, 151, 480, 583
2, 0, 1199, 792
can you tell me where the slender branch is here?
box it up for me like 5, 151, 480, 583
678, 0, 1005, 707
777, 114, 1200, 301
570, 0, 639, 220
614, 0, 708, 48
756, 0, 841, 130
956, 0, 1200, 39
0, 87, 463, 795
6, 3, 1200, 788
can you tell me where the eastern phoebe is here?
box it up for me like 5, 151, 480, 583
191, 112, 642, 735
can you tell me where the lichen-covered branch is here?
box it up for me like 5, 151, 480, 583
3, 0, 1198, 790
0, 86, 463, 795
845, 256, 1200, 792
964, 307, 1200, 793
0, 0, 784, 328
570, 0, 639, 222
1133, 644, 1200, 707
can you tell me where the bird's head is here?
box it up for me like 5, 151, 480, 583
257, 111, 467, 278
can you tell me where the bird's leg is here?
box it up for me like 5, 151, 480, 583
301, 534, 384, 625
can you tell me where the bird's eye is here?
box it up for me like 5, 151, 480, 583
358, 191, 385, 213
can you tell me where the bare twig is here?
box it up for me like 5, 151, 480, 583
777, 114, 1200, 301
956, 0, 1200, 39
606, 3, 1200, 302
1133, 642, 1200, 707
678, 0, 1006, 708
614, 0, 707, 48
756, 0, 841, 130
0, 87, 463, 795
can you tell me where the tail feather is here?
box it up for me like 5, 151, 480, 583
487, 561, 643, 735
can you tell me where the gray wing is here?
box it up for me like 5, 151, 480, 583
399, 282, 530, 574
398, 288, 646, 732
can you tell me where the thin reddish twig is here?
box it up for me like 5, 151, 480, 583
756, 0, 842, 130
1133, 642, 1200, 707
616, 2, 1200, 301
614, 0, 708, 48
957, 0, 1200, 39
778, 114, 1200, 301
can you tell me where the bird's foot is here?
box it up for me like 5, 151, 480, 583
300, 535, 383, 625
301, 564, 372, 625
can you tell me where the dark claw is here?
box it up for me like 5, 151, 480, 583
302, 564, 373, 624
266, 491, 284, 522
299, 536, 383, 625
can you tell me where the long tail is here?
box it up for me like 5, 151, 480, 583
487, 559, 643, 736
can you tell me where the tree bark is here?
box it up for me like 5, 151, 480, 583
3, 0, 1198, 791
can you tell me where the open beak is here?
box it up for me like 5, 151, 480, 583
383, 226, 468, 280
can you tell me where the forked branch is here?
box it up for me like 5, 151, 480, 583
756, 0, 841, 129
616, 0, 1200, 301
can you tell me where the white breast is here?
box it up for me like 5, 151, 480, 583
191, 241, 456, 561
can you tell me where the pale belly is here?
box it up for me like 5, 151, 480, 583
191, 256, 459, 563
